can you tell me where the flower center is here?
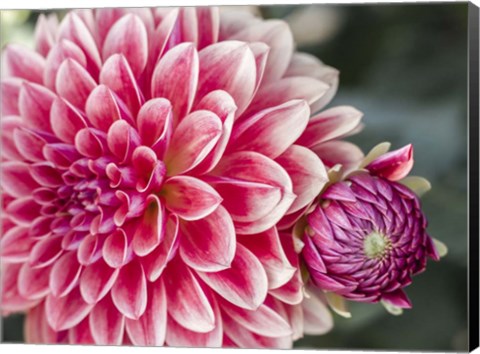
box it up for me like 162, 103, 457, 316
363, 231, 392, 259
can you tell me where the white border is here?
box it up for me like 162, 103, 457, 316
0, 1, 476, 354
0, 0, 475, 10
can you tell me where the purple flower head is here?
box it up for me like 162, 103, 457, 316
301, 144, 445, 313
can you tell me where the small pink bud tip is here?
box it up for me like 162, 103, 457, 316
367, 144, 414, 181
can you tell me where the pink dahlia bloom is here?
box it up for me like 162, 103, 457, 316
0, 7, 342, 347
301, 144, 445, 313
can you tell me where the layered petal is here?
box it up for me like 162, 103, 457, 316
103, 14, 148, 77
196, 41, 257, 116
163, 176, 222, 221
2, 44, 45, 84
196, 243, 268, 310
229, 100, 310, 159
164, 110, 222, 175
151, 43, 198, 122
111, 259, 147, 320
125, 279, 167, 346
179, 205, 235, 272
163, 257, 215, 333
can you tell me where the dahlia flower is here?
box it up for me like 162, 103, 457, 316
0, 6, 348, 347
301, 143, 447, 316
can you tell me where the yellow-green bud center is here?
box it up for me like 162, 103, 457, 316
364, 231, 392, 259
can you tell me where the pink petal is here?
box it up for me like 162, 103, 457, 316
89, 294, 125, 345
285, 52, 340, 111
218, 9, 260, 40
238, 227, 295, 289
6, 197, 41, 226
85, 85, 122, 131
311, 140, 364, 170
0, 161, 39, 198
302, 288, 333, 335
137, 98, 173, 157
222, 311, 292, 349
1, 78, 22, 116
44, 40, 87, 90
79, 258, 119, 304
74, 128, 106, 159
164, 110, 222, 175
18, 263, 52, 300
367, 144, 414, 181
179, 205, 235, 272
125, 279, 167, 346
151, 43, 198, 122
0, 226, 35, 262
141, 214, 179, 282
196, 243, 268, 310
382, 289, 412, 309
144, 9, 179, 83
165, 295, 222, 348
190, 90, 237, 174
1, 263, 39, 314
248, 42, 270, 98
230, 99, 310, 159
58, 13, 102, 78
244, 76, 329, 118
297, 106, 363, 147
95, 8, 154, 48
73, 10, 97, 44
107, 119, 141, 164
45, 287, 95, 331
284, 302, 304, 340
29, 235, 63, 268
111, 259, 147, 320
102, 14, 148, 78
166, 8, 198, 47
29, 162, 63, 187
211, 151, 292, 191
55, 58, 96, 109
2, 44, 45, 84
131, 146, 166, 193
18, 82, 56, 133
208, 177, 282, 223
230, 20, 293, 83
43, 143, 81, 168
163, 256, 215, 333
68, 317, 95, 344
1, 116, 24, 160
196, 41, 257, 116
34, 13, 58, 57
25, 302, 63, 344
163, 175, 222, 221
12, 127, 48, 163
50, 97, 87, 143
132, 194, 165, 257
196, 7, 220, 50
210, 151, 295, 234
276, 144, 328, 213
221, 300, 292, 337
269, 270, 303, 305
106, 163, 136, 189
103, 229, 130, 268
49, 250, 83, 297
100, 54, 143, 116
270, 231, 304, 305
114, 190, 146, 226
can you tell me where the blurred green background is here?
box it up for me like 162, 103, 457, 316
1, 3, 469, 351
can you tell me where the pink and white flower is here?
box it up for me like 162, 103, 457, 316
0, 7, 344, 347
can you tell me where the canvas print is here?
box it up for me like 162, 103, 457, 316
0, 3, 474, 351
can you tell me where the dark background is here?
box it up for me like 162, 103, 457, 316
1, 3, 470, 351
